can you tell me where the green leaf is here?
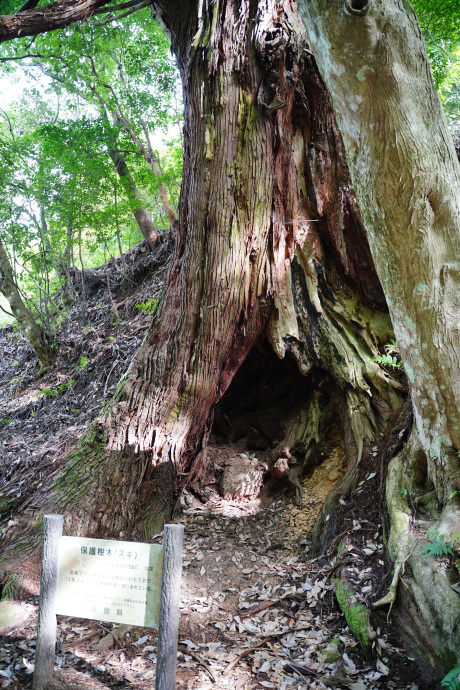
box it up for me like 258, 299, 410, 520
441, 665, 460, 690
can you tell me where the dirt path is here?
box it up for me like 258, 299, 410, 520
1, 493, 424, 689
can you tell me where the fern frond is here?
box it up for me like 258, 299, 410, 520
372, 353, 402, 369
441, 665, 460, 690
422, 530, 453, 558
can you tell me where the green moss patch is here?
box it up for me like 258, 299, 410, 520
323, 637, 341, 662
1, 572, 20, 601
335, 579, 374, 655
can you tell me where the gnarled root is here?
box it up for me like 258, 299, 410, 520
374, 559, 403, 609
375, 433, 415, 608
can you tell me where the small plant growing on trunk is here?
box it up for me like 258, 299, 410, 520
372, 340, 402, 370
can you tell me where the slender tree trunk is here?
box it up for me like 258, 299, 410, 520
108, 146, 161, 248
114, 185, 128, 274
99, 107, 162, 247
138, 114, 178, 227
0, 238, 52, 372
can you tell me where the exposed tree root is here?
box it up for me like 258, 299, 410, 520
377, 429, 460, 669
374, 560, 402, 610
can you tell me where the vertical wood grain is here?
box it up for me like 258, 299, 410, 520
155, 523, 184, 690
33, 514, 63, 690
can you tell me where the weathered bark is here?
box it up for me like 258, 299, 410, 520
298, 0, 460, 668
0, 238, 52, 372
298, 0, 460, 498
3, 0, 457, 675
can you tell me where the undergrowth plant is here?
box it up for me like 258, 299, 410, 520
8, 374, 23, 393
441, 665, 460, 690
76, 356, 89, 370
372, 340, 402, 370
37, 379, 75, 398
422, 527, 460, 560
135, 298, 159, 315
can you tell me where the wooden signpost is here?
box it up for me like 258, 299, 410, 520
33, 515, 184, 690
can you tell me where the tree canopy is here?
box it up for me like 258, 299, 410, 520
0, 2, 182, 338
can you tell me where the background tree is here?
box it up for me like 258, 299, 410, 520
0, 36, 182, 347
1, 3, 181, 230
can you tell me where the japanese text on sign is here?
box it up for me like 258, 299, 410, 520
55, 537, 163, 627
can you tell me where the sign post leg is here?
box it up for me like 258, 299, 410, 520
155, 523, 184, 690
33, 514, 63, 690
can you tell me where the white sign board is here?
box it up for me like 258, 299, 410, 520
55, 536, 163, 627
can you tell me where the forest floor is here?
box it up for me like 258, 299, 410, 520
0, 239, 435, 689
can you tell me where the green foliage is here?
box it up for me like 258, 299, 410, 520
422, 528, 460, 558
59, 379, 75, 393
37, 379, 75, 398
76, 356, 89, 370
441, 666, 460, 690
38, 387, 57, 399
372, 340, 402, 370
135, 297, 159, 314
0, 6, 183, 347
372, 353, 402, 369
8, 374, 23, 393
412, 0, 460, 128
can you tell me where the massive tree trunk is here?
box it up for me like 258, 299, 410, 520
298, 0, 460, 668
3, 0, 402, 568
0, 238, 53, 372
1, 0, 459, 674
